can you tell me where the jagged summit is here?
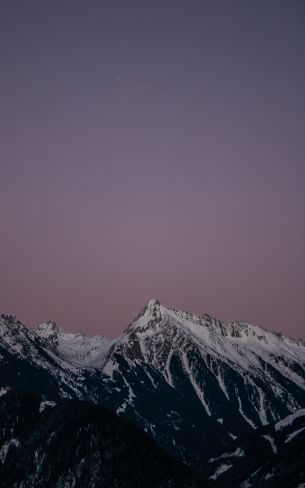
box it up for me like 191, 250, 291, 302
34, 321, 65, 339
0, 313, 18, 322
127, 299, 257, 339
117, 299, 305, 356
140, 299, 213, 324
141, 298, 163, 318
0, 314, 34, 347
145, 298, 161, 313
0, 313, 23, 330
146, 298, 161, 310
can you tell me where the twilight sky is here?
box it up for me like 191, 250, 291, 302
0, 1, 304, 338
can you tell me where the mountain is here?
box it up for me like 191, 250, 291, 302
0, 314, 108, 402
99, 299, 305, 465
0, 388, 205, 488
34, 320, 111, 366
1, 300, 305, 468
205, 408, 305, 487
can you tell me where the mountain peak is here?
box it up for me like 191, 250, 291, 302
0, 313, 19, 326
0, 314, 28, 335
146, 298, 161, 312
34, 321, 64, 339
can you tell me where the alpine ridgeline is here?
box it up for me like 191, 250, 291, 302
1, 300, 305, 467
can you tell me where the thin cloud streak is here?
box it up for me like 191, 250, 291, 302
114, 76, 168, 96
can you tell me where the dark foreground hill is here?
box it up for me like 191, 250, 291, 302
0, 389, 207, 488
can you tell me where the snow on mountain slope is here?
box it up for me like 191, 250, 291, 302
103, 299, 305, 424
1, 301, 305, 468
99, 299, 305, 464
121, 299, 305, 385
0, 314, 39, 359
205, 408, 305, 487
34, 321, 111, 367
0, 314, 108, 401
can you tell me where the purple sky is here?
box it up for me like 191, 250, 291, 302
0, 1, 304, 338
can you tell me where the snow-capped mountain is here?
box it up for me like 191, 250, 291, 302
0, 314, 107, 401
97, 299, 305, 465
34, 321, 110, 366
1, 300, 305, 467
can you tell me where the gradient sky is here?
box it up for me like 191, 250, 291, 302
0, 1, 304, 338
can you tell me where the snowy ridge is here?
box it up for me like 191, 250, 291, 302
0, 314, 110, 402
1, 300, 305, 468
109, 299, 305, 387
102, 299, 305, 425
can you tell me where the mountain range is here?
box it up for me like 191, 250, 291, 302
1, 299, 305, 486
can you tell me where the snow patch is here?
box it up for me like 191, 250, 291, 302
103, 360, 119, 379
236, 391, 256, 428
210, 447, 244, 462
263, 435, 277, 454
181, 351, 211, 416
116, 402, 127, 415
209, 463, 232, 480
275, 409, 305, 431
39, 401, 56, 413
0, 439, 20, 463
285, 427, 305, 443
0, 387, 10, 398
